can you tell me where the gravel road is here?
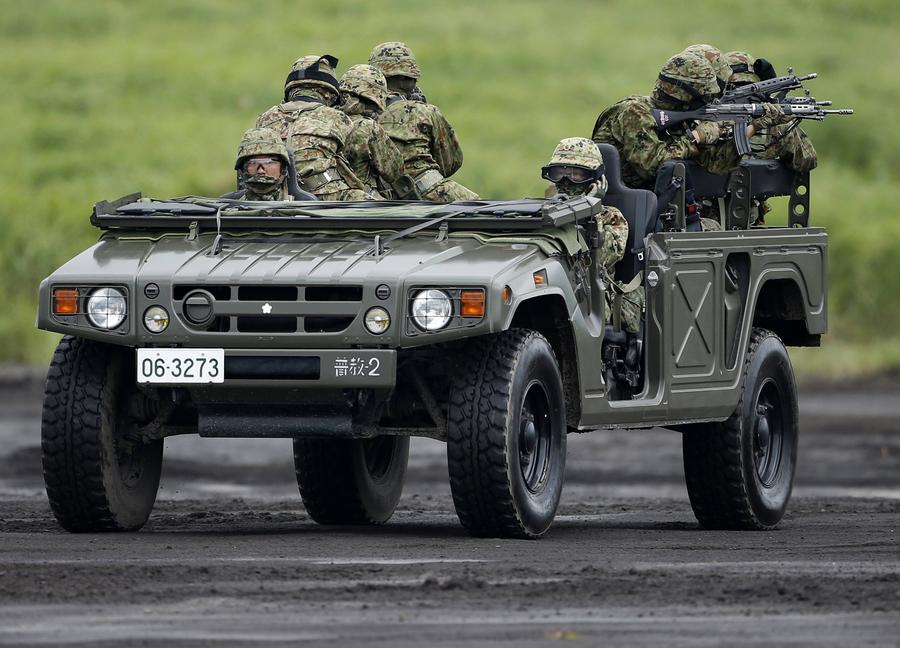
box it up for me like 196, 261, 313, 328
0, 372, 897, 646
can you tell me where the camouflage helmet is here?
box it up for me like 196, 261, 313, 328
682, 44, 732, 87
234, 127, 289, 170
655, 53, 720, 106
723, 50, 759, 84
340, 64, 388, 111
368, 41, 421, 79
284, 54, 340, 100
546, 137, 603, 170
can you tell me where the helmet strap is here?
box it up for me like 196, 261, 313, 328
658, 73, 708, 102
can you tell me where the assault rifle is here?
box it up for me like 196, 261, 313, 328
652, 101, 853, 156
720, 70, 818, 103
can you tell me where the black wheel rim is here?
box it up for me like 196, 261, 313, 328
362, 436, 394, 482
518, 381, 552, 493
753, 378, 784, 487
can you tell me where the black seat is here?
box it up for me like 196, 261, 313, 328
222, 149, 317, 201
596, 144, 658, 283
655, 158, 809, 229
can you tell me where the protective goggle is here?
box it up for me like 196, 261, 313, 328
242, 157, 283, 173
541, 164, 598, 184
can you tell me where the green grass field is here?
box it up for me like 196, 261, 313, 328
1, 0, 897, 376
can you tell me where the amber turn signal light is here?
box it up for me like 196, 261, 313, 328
52, 288, 79, 315
460, 290, 485, 317
533, 270, 548, 286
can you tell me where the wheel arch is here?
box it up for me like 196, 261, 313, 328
751, 275, 822, 347
506, 294, 581, 427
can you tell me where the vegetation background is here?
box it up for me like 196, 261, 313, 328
1, 0, 896, 376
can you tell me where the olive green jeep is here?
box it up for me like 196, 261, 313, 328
36, 147, 825, 538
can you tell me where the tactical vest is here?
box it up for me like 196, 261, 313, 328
257, 101, 354, 190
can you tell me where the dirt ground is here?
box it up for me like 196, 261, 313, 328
0, 370, 898, 647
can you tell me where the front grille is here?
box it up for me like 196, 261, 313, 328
173, 284, 363, 334
237, 316, 298, 333
238, 286, 298, 301
306, 286, 363, 302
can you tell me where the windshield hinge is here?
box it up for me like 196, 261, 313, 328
186, 220, 199, 241
434, 222, 449, 242
373, 234, 384, 260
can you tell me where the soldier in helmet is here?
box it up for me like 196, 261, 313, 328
368, 41, 479, 202
592, 51, 792, 230
543, 137, 643, 334
338, 64, 404, 199
234, 127, 291, 201
592, 52, 788, 190
724, 50, 817, 174
255, 55, 372, 201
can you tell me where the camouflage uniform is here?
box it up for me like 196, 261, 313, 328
544, 138, 643, 333
592, 53, 732, 231
368, 42, 479, 202
724, 51, 818, 173
255, 55, 371, 201
338, 64, 404, 199
234, 127, 290, 201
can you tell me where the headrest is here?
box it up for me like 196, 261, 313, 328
596, 143, 625, 192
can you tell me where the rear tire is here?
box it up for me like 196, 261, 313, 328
293, 435, 409, 524
41, 336, 163, 532
682, 328, 798, 530
447, 330, 566, 539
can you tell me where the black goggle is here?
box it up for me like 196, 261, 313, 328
541, 165, 597, 184
242, 157, 282, 173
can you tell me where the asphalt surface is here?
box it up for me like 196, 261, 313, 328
0, 370, 898, 646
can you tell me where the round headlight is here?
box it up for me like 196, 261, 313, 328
86, 287, 127, 330
143, 306, 170, 333
364, 307, 391, 334
411, 289, 452, 331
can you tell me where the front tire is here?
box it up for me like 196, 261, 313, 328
447, 330, 566, 539
682, 328, 799, 530
41, 336, 163, 532
293, 436, 409, 524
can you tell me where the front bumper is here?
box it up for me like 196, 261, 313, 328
144, 348, 397, 389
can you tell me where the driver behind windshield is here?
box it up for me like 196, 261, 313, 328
542, 137, 643, 333
235, 127, 291, 201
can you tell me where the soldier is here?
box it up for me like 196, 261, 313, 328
543, 137, 643, 333
234, 127, 291, 201
256, 55, 371, 201
724, 50, 818, 174
592, 52, 791, 230
338, 64, 404, 199
368, 41, 479, 202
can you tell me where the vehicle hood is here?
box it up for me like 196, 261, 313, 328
47, 231, 557, 286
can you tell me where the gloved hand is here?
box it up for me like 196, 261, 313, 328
752, 103, 793, 130
693, 120, 722, 145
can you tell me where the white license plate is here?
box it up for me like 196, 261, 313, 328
137, 348, 225, 384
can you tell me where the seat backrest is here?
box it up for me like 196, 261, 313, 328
596, 144, 658, 283
285, 149, 317, 201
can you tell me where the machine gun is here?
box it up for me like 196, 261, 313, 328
652, 101, 853, 157
720, 70, 818, 103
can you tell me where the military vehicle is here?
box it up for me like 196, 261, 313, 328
36, 146, 825, 538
